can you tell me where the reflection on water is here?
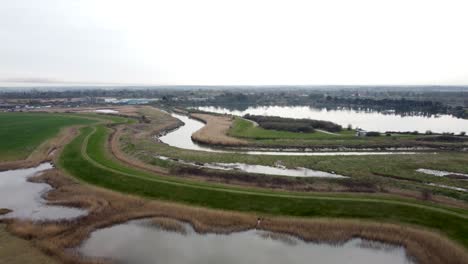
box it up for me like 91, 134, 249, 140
197, 106, 468, 134
159, 113, 419, 156
0, 163, 86, 220
79, 219, 414, 264
156, 155, 347, 178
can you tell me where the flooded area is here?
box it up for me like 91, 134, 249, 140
197, 106, 468, 134
156, 155, 347, 178
416, 168, 468, 178
0, 163, 86, 220
159, 113, 420, 156
79, 219, 413, 264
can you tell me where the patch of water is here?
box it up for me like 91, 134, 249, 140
156, 155, 347, 178
95, 109, 119, 114
426, 183, 467, 192
79, 219, 414, 264
416, 168, 468, 178
0, 163, 86, 220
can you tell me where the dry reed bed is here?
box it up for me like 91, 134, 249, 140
1, 168, 467, 264
190, 113, 248, 146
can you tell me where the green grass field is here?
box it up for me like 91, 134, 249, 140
0, 113, 96, 161
58, 122, 468, 248
229, 118, 356, 140
228, 117, 452, 148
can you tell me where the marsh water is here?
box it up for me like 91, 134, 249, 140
79, 219, 414, 264
0, 163, 86, 220
159, 113, 419, 156
416, 168, 468, 178
95, 109, 119, 114
198, 105, 468, 134
156, 155, 347, 178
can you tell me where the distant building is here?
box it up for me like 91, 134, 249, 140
355, 129, 367, 137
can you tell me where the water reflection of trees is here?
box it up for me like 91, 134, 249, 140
310, 105, 441, 118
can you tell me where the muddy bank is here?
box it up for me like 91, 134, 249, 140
2, 168, 467, 264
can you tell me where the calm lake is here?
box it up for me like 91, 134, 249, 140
197, 106, 468, 134
79, 219, 414, 264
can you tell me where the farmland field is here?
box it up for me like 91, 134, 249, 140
0, 113, 95, 161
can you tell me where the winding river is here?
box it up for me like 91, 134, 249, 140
159, 113, 420, 156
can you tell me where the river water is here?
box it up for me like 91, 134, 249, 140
156, 155, 348, 178
159, 113, 420, 156
79, 219, 414, 264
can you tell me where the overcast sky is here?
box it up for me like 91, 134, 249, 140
1, 0, 468, 86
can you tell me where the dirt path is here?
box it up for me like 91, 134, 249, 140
190, 113, 248, 146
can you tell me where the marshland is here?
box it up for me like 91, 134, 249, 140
0, 87, 467, 264
3, 0, 468, 262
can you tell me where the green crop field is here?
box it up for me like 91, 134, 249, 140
0, 113, 95, 161
58, 121, 468, 248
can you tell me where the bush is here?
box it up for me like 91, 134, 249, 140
366, 131, 381, 137
244, 114, 342, 133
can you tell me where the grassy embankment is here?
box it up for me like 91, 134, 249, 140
59, 122, 468, 248
0, 112, 96, 161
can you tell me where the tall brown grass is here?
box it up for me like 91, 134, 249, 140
1, 168, 466, 264
190, 113, 248, 146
